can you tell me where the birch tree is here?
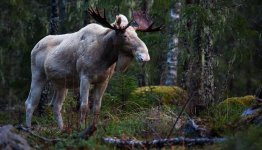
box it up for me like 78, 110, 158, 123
161, 0, 181, 85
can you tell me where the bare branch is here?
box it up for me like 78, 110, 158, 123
17, 125, 64, 143
103, 137, 226, 148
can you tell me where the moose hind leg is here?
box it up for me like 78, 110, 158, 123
52, 87, 67, 130
25, 76, 46, 128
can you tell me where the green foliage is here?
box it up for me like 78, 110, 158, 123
107, 73, 137, 106
177, 0, 262, 99
0, 0, 49, 104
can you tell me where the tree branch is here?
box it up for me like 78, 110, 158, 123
17, 125, 64, 143
102, 137, 225, 148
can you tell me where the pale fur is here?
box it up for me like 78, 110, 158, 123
25, 15, 150, 130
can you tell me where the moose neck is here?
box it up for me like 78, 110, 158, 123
97, 30, 118, 68
100, 30, 133, 72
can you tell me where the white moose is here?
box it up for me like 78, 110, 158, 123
25, 8, 162, 136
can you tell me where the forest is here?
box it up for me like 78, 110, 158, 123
0, 0, 261, 149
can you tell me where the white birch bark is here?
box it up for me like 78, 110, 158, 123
161, 0, 181, 85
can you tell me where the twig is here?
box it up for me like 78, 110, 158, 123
102, 137, 226, 148
167, 96, 191, 138
17, 125, 64, 143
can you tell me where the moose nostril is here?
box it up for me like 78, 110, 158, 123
135, 53, 149, 62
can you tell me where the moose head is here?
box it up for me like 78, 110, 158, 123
88, 8, 163, 71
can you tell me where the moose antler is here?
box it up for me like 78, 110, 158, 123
88, 7, 132, 32
132, 10, 163, 32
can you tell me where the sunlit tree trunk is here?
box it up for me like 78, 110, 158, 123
161, 0, 181, 85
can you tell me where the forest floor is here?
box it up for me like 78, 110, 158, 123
0, 93, 261, 149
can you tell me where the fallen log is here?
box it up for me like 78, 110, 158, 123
102, 137, 225, 148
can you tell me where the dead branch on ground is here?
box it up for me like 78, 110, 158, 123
102, 137, 225, 148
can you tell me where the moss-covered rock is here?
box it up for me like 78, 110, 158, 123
128, 86, 187, 110
219, 95, 255, 107
203, 95, 256, 133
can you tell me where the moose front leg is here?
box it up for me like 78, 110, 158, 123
79, 75, 91, 125
52, 87, 68, 130
79, 79, 109, 139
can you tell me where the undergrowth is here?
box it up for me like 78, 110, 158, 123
0, 91, 260, 149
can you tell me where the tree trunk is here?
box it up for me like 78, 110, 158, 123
161, 0, 181, 86
50, 0, 59, 35
83, 0, 90, 26
184, 0, 215, 114
38, 0, 59, 115
184, 0, 202, 115
199, 0, 215, 106
59, 0, 66, 33
200, 26, 215, 106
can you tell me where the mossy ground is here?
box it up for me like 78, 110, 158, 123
201, 95, 257, 133
0, 88, 261, 149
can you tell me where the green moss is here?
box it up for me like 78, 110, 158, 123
128, 86, 187, 111
203, 95, 256, 134
220, 95, 255, 107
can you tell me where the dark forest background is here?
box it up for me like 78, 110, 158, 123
0, 0, 261, 109
0, 0, 261, 149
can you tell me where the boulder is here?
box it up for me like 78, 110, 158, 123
0, 125, 31, 150
129, 86, 188, 108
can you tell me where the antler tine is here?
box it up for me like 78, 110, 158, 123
89, 7, 136, 32
136, 22, 164, 32
132, 10, 164, 32
88, 7, 116, 30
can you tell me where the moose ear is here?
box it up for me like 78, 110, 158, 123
115, 15, 122, 27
